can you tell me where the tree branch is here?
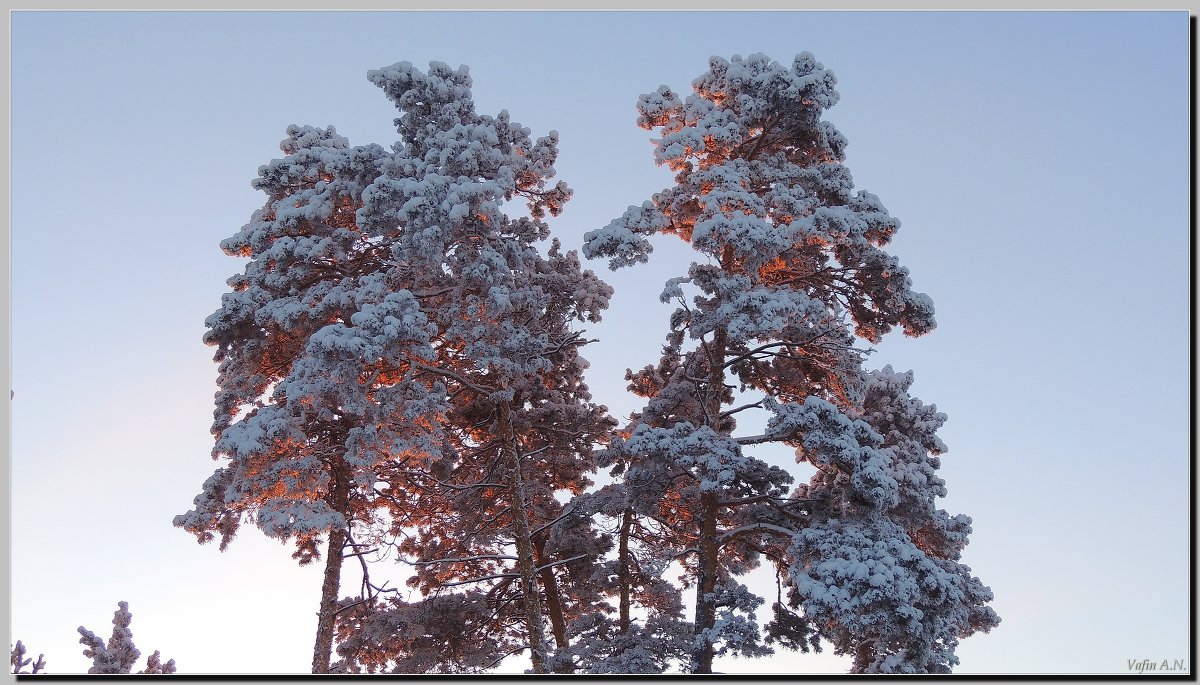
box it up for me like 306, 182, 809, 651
412, 362, 493, 395
413, 554, 518, 566
530, 506, 576, 536
717, 522, 798, 544
437, 573, 521, 588
734, 433, 775, 446
720, 399, 765, 419
723, 341, 802, 369
534, 553, 589, 573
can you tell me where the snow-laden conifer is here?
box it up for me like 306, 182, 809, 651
77, 602, 175, 674
175, 119, 448, 672
584, 52, 996, 673
247, 61, 616, 674
180, 61, 613, 674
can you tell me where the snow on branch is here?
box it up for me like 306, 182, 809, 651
10, 641, 45, 674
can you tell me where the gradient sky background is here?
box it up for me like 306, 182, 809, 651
9, 10, 1191, 675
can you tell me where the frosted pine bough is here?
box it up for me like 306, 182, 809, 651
583, 52, 998, 673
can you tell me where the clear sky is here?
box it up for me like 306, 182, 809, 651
9, 10, 1191, 676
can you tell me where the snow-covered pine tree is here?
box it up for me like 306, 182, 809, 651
317, 62, 615, 674
584, 52, 997, 673
77, 601, 176, 674
174, 122, 447, 673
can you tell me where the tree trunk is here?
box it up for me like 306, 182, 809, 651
312, 456, 350, 674
692, 491, 719, 674
693, 294, 730, 674
498, 399, 548, 673
618, 507, 633, 634
534, 537, 569, 651
312, 527, 346, 673
853, 639, 876, 673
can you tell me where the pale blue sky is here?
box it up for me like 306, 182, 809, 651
9, 10, 1191, 675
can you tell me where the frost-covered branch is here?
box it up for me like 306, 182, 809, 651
534, 553, 589, 573
10, 641, 45, 674
529, 506, 577, 536
719, 399, 765, 418
437, 573, 522, 588
732, 433, 774, 446
428, 479, 511, 492
412, 361, 493, 395
413, 554, 519, 566
722, 340, 807, 369
716, 523, 798, 544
